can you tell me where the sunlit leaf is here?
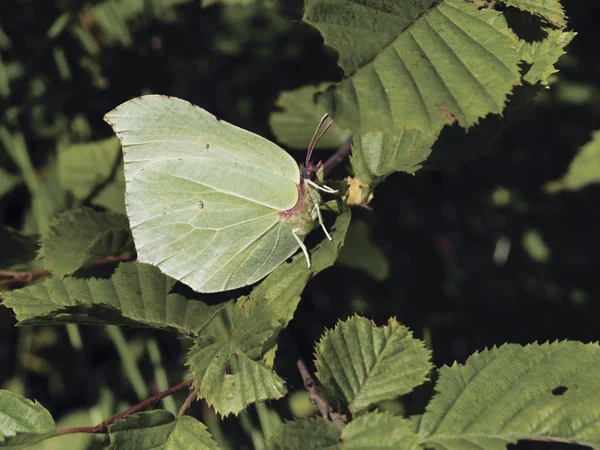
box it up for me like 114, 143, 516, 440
0, 390, 56, 449
304, 0, 522, 134
518, 28, 576, 86
107, 411, 220, 450
315, 316, 432, 415
417, 341, 600, 449
1, 262, 228, 334
504, 0, 566, 27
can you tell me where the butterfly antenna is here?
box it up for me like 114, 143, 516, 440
306, 114, 332, 168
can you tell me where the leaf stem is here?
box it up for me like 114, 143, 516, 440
284, 332, 346, 430
296, 358, 346, 430
57, 379, 193, 435
323, 136, 353, 176
176, 390, 197, 419
0, 253, 134, 287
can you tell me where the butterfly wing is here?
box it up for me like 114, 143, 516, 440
105, 95, 303, 292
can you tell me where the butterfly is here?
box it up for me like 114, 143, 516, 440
105, 95, 336, 293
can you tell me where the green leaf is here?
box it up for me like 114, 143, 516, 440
518, 28, 576, 86
107, 410, 220, 450
267, 413, 420, 450
545, 130, 600, 193
304, 0, 522, 134
315, 316, 432, 415
337, 219, 389, 281
341, 412, 420, 449
246, 207, 351, 366
504, 0, 566, 27
269, 83, 350, 150
1, 262, 228, 335
186, 301, 288, 416
267, 418, 340, 450
417, 341, 600, 449
38, 208, 134, 276
57, 137, 125, 213
350, 130, 438, 183
0, 390, 56, 448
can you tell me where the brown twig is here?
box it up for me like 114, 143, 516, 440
177, 389, 198, 419
0, 252, 134, 288
57, 379, 193, 435
323, 136, 353, 176
296, 358, 346, 430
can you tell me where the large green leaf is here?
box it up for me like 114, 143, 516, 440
38, 208, 134, 277
417, 341, 600, 449
267, 418, 340, 450
107, 411, 220, 450
0, 390, 56, 449
504, 0, 566, 27
186, 301, 288, 416
304, 0, 522, 134
1, 262, 228, 334
315, 316, 432, 415
269, 83, 350, 150
267, 413, 420, 449
350, 130, 439, 183
57, 137, 126, 214
545, 130, 600, 193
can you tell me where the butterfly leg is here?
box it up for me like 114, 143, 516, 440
292, 229, 311, 268
313, 204, 332, 241
306, 178, 338, 194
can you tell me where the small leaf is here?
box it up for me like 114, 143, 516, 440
341, 412, 420, 449
107, 410, 220, 450
337, 220, 389, 281
418, 341, 600, 449
38, 207, 134, 277
504, 0, 566, 27
0, 390, 56, 448
518, 28, 576, 86
269, 83, 350, 150
351, 130, 439, 183
186, 301, 287, 416
57, 137, 125, 213
545, 130, 600, 193
304, 0, 522, 134
1, 262, 228, 335
267, 418, 340, 450
315, 316, 432, 415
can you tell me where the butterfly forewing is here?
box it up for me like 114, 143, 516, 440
105, 95, 309, 292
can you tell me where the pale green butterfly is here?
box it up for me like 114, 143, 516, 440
104, 95, 336, 293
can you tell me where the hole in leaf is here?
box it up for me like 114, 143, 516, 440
286, 257, 293, 263
552, 386, 568, 396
